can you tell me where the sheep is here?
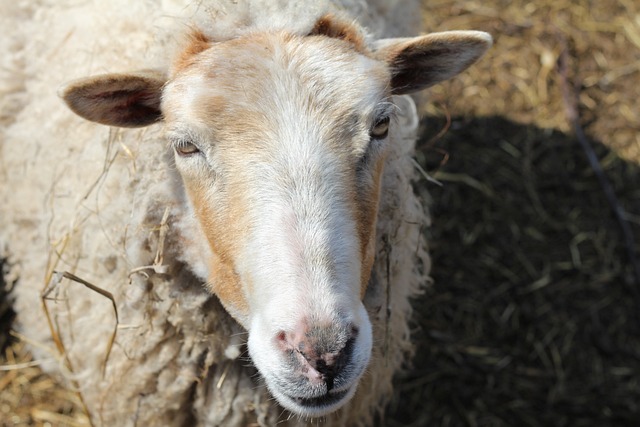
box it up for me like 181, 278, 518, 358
0, 0, 491, 425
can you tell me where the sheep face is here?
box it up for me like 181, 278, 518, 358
162, 32, 388, 416
59, 18, 491, 417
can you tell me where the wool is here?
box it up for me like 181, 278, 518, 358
1, 1, 429, 425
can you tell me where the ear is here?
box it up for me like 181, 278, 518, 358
58, 70, 167, 128
374, 31, 492, 94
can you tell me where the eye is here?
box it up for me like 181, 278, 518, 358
174, 139, 201, 157
370, 116, 390, 140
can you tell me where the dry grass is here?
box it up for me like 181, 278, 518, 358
2, 0, 640, 426
420, 0, 640, 161
0, 340, 89, 427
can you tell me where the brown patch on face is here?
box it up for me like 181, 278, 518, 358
309, 14, 368, 54
207, 251, 249, 317
185, 177, 250, 318
357, 154, 387, 298
172, 29, 212, 74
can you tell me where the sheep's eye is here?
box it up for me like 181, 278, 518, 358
174, 140, 200, 157
370, 116, 390, 140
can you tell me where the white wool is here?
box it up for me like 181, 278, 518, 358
0, 1, 429, 426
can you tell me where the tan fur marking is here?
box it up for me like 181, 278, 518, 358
310, 14, 368, 53
208, 253, 249, 316
172, 29, 212, 74
186, 180, 250, 316
358, 154, 386, 297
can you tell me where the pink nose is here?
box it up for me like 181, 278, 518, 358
276, 322, 359, 391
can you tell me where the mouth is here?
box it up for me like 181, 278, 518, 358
289, 388, 349, 408
264, 347, 369, 417
275, 385, 356, 417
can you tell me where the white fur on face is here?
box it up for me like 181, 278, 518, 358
162, 31, 389, 415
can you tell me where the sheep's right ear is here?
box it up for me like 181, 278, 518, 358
59, 70, 166, 128
374, 31, 492, 94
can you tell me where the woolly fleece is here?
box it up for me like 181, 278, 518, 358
0, 1, 428, 425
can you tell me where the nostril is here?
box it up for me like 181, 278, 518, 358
275, 329, 309, 353
316, 360, 336, 391
349, 324, 359, 339
275, 330, 290, 352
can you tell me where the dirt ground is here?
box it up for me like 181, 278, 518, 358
2, 0, 640, 426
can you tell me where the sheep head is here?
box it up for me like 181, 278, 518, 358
60, 16, 491, 418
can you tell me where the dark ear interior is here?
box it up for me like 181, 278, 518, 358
374, 31, 492, 94
59, 70, 166, 128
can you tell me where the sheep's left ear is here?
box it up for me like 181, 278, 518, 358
374, 31, 492, 94
59, 70, 166, 128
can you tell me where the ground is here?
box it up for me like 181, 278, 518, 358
2, 0, 640, 426
385, 1, 640, 426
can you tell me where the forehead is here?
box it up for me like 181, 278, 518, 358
162, 32, 390, 133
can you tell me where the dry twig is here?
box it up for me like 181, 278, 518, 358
557, 35, 640, 287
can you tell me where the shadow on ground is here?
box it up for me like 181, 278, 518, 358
384, 115, 640, 427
